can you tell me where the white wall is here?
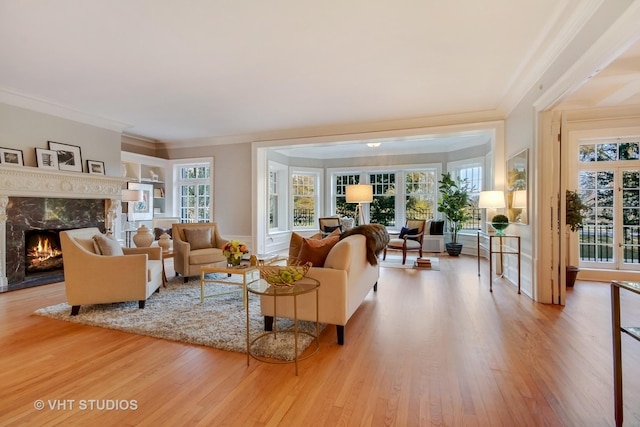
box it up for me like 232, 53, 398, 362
0, 103, 122, 175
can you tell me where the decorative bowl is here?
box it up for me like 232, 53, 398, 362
491, 222, 510, 236
259, 263, 311, 287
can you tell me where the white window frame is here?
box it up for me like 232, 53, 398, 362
268, 161, 288, 232
290, 167, 322, 230
172, 157, 213, 223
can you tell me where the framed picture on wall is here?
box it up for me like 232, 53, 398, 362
87, 160, 105, 175
48, 141, 83, 172
35, 148, 59, 170
127, 182, 153, 221
0, 147, 24, 166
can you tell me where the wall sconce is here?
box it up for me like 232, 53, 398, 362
346, 184, 373, 226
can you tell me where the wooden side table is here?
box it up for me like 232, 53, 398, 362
478, 232, 521, 293
161, 250, 174, 287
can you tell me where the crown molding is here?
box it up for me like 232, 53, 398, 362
0, 88, 131, 133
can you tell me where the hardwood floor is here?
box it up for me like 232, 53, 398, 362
1, 255, 639, 426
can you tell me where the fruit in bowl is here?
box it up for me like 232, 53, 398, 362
259, 263, 311, 287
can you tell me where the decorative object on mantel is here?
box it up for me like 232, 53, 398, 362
87, 160, 105, 175
35, 148, 59, 170
48, 141, 83, 172
0, 147, 24, 166
223, 239, 248, 267
133, 224, 154, 248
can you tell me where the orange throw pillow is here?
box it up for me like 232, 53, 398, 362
296, 235, 339, 267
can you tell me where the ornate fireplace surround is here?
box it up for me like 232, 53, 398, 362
0, 165, 128, 292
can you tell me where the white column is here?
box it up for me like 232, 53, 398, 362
0, 196, 8, 292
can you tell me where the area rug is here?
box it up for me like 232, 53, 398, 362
34, 276, 322, 361
380, 256, 440, 270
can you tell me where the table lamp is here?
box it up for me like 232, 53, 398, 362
346, 184, 373, 226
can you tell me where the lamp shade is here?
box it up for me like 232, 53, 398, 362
478, 191, 505, 209
121, 189, 144, 202
512, 190, 527, 209
346, 184, 373, 203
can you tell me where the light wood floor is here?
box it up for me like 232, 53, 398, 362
1, 256, 639, 426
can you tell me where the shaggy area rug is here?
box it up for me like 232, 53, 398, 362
380, 256, 440, 270
34, 276, 321, 361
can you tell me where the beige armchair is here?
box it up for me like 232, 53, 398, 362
59, 228, 163, 316
383, 219, 426, 264
172, 223, 228, 282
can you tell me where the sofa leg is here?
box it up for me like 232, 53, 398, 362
336, 325, 345, 345
374, 281, 378, 292
264, 316, 274, 331
139, 300, 146, 309
70, 305, 80, 316
383, 248, 387, 260
184, 276, 189, 283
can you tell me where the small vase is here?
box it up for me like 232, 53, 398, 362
158, 233, 171, 251
227, 256, 241, 267
133, 225, 154, 247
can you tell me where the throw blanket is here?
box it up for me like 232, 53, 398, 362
340, 224, 390, 266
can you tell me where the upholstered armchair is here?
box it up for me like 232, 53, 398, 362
59, 228, 163, 316
383, 219, 426, 264
318, 217, 342, 237
172, 223, 228, 282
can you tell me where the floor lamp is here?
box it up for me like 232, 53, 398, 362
346, 184, 373, 226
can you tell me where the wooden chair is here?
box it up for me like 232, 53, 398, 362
383, 219, 426, 264
318, 217, 342, 237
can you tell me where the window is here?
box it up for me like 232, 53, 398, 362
335, 174, 360, 218
450, 160, 483, 230
370, 172, 396, 227
174, 161, 212, 223
291, 170, 320, 229
577, 138, 640, 270
405, 170, 437, 220
268, 162, 287, 231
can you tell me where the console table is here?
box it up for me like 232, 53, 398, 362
477, 231, 521, 293
611, 280, 640, 427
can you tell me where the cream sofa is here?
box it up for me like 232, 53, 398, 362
59, 228, 163, 316
260, 234, 379, 345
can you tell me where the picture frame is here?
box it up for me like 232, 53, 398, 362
0, 147, 24, 166
87, 160, 105, 175
507, 149, 528, 224
127, 182, 153, 221
35, 148, 59, 170
48, 141, 83, 172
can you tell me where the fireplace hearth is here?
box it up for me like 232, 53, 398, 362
25, 229, 64, 275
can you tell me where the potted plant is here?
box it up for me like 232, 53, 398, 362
566, 189, 590, 287
437, 172, 473, 256
490, 214, 510, 236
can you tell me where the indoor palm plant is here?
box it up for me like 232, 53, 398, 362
566, 189, 590, 286
437, 172, 473, 256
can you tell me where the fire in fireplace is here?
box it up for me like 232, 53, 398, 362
25, 230, 64, 274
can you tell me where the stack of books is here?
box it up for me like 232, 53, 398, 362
414, 258, 432, 269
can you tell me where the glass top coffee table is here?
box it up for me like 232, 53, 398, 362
246, 277, 320, 375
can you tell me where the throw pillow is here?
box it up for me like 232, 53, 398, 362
322, 225, 342, 234
154, 227, 172, 240
288, 231, 322, 263
296, 235, 339, 267
430, 220, 445, 235
92, 234, 124, 256
184, 228, 213, 250
399, 227, 419, 239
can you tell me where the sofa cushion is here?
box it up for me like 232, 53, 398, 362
189, 247, 224, 265
430, 220, 445, 235
297, 235, 339, 267
92, 234, 124, 256
399, 227, 419, 239
74, 237, 99, 254
184, 228, 212, 250
154, 227, 172, 240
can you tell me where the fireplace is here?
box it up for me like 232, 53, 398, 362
25, 229, 64, 275
0, 165, 127, 292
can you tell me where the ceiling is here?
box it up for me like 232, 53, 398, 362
0, 1, 639, 155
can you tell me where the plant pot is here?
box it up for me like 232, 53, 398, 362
445, 242, 463, 257
566, 266, 580, 287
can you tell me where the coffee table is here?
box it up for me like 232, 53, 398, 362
199, 264, 260, 308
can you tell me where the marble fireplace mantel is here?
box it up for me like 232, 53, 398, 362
0, 165, 129, 291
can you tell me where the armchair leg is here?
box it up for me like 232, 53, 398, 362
374, 281, 378, 292
139, 300, 146, 309
264, 316, 274, 331
184, 277, 189, 283
383, 248, 387, 260
336, 325, 345, 345
70, 305, 80, 316
402, 249, 407, 265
